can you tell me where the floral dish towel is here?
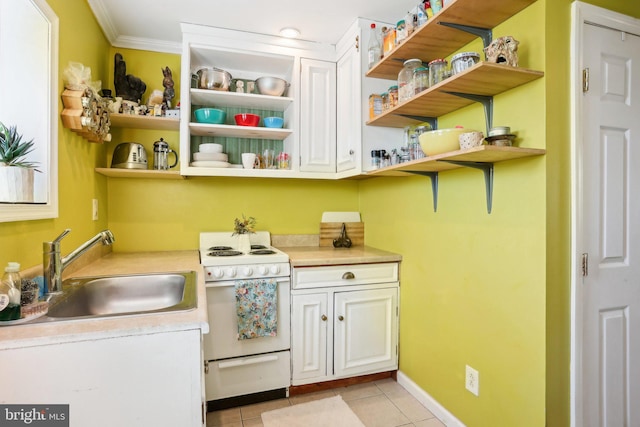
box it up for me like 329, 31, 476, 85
235, 278, 278, 340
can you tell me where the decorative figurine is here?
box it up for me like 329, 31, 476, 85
484, 36, 520, 67
114, 53, 147, 103
162, 66, 175, 109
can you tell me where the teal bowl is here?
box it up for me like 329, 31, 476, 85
194, 108, 226, 124
263, 117, 284, 128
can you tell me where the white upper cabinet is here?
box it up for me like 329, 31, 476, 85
336, 19, 402, 176
299, 58, 337, 173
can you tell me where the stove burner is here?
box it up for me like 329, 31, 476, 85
251, 244, 268, 250
209, 246, 233, 251
250, 249, 277, 255
207, 250, 243, 257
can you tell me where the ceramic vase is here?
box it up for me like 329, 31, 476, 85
237, 233, 251, 254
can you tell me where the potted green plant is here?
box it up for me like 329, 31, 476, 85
0, 122, 39, 203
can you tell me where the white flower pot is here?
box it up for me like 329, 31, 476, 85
0, 166, 34, 203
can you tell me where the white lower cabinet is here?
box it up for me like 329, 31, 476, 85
291, 263, 399, 386
0, 329, 205, 427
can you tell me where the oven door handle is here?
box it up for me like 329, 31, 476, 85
206, 277, 290, 288
218, 355, 279, 369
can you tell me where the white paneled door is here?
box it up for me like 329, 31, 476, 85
580, 22, 640, 427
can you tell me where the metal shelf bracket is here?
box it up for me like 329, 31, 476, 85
442, 160, 494, 213
397, 115, 438, 131
406, 171, 439, 212
442, 92, 493, 135
437, 22, 493, 49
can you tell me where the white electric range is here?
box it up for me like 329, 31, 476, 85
199, 231, 291, 410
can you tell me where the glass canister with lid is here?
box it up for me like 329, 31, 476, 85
413, 66, 429, 94
398, 58, 423, 103
428, 58, 448, 87
451, 51, 481, 75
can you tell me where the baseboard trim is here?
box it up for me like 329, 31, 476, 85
397, 371, 466, 427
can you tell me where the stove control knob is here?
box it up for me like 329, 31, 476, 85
243, 267, 253, 276
258, 266, 269, 276
210, 268, 223, 278
270, 265, 281, 275
226, 267, 237, 278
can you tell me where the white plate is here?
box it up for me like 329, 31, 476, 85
190, 161, 230, 168
193, 152, 228, 161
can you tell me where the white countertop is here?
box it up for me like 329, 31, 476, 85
0, 251, 208, 350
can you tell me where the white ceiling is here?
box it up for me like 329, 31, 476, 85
87, 0, 418, 53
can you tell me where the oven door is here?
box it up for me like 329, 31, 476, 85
204, 277, 290, 361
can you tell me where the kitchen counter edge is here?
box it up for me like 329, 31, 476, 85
279, 245, 402, 267
0, 251, 208, 350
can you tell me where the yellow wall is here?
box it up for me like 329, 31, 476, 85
0, 0, 110, 269
4, 1, 640, 426
361, 3, 547, 426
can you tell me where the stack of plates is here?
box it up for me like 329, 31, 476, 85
191, 151, 230, 168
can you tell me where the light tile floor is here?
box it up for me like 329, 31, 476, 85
206, 379, 446, 427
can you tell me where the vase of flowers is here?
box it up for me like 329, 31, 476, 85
232, 215, 256, 254
0, 122, 39, 203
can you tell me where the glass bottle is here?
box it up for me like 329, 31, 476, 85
398, 58, 423, 103
367, 23, 381, 70
0, 262, 22, 321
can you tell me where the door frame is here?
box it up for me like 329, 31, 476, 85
570, 3, 640, 426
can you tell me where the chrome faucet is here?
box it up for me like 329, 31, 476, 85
43, 229, 115, 295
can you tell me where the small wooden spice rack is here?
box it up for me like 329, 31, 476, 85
60, 89, 111, 143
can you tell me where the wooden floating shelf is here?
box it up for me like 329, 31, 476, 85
366, 0, 537, 80
365, 145, 546, 177
95, 168, 185, 179
189, 123, 293, 140
109, 113, 180, 130
366, 62, 544, 128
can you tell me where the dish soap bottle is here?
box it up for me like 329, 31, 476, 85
0, 262, 22, 321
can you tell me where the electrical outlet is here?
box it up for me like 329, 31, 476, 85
92, 199, 99, 221
465, 365, 479, 396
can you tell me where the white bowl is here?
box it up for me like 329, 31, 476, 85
459, 131, 484, 149
199, 143, 223, 153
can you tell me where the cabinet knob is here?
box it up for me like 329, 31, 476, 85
338, 315, 344, 321
349, 149, 354, 155
342, 272, 355, 280
321, 314, 327, 321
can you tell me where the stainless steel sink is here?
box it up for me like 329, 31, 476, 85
46, 271, 197, 320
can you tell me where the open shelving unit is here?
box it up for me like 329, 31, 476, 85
109, 113, 180, 130
362, 0, 544, 213
95, 168, 185, 179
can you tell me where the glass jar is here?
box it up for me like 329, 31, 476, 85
368, 93, 383, 120
428, 58, 448, 86
388, 85, 399, 108
398, 58, 423, 103
381, 92, 390, 111
413, 66, 429, 95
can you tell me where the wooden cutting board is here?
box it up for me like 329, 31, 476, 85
319, 222, 364, 247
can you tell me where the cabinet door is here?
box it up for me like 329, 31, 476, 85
299, 58, 336, 173
333, 287, 398, 378
291, 292, 330, 384
336, 32, 361, 175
